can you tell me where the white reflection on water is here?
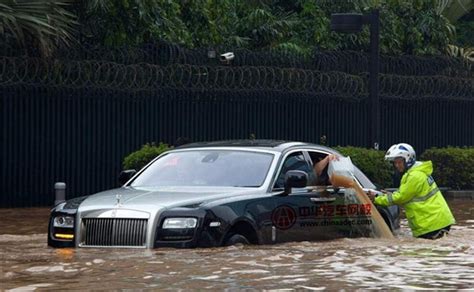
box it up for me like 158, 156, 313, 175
1, 201, 473, 290
1, 230, 474, 290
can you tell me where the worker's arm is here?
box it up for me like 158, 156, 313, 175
374, 172, 424, 206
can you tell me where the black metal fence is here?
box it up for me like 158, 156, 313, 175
1, 42, 473, 207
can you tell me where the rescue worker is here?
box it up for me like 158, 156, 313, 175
368, 143, 455, 239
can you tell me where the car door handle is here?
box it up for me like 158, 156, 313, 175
310, 197, 336, 203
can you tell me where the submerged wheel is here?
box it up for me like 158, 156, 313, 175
224, 233, 250, 246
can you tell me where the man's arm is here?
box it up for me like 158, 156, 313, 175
374, 172, 425, 206
313, 154, 337, 176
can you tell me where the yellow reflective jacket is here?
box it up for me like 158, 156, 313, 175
374, 161, 455, 237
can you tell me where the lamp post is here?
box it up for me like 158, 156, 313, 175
330, 10, 380, 150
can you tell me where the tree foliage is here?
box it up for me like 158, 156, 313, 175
0, 0, 77, 57
77, 0, 457, 56
0, 0, 464, 57
454, 9, 473, 47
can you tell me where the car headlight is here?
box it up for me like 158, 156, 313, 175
162, 218, 197, 229
53, 215, 75, 228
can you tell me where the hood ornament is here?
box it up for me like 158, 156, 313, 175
115, 194, 122, 207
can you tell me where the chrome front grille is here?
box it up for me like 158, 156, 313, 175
81, 218, 147, 247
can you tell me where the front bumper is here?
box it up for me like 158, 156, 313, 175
48, 208, 230, 249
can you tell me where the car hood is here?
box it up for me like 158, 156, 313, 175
78, 186, 259, 212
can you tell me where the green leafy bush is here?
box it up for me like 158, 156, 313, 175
420, 147, 474, 190
334, 146, 393, 188
123, 142, 171, 171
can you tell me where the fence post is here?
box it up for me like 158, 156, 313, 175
54, 182, 66, 206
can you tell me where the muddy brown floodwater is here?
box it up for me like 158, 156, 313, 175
1, 199, 473, 290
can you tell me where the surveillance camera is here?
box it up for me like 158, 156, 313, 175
220, 52, 235, 62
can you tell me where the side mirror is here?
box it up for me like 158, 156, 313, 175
284, 170, 308, 195
119, 169, 136, 186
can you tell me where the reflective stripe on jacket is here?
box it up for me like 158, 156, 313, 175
374, 161, 455, 237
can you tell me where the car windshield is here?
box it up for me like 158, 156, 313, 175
130, 150, 274, 187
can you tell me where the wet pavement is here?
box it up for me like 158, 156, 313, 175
1, 199, 473, 290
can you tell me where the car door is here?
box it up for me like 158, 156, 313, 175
304, 150, 374, 239
270, 150, 343, 242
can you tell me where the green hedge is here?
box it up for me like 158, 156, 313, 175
420, 147, 474, 190
334, 146, 393, 188
336, 146, 474, 190
122, 144, 473, 189
122, 142, 171, 170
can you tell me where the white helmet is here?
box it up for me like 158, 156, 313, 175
385, 143, 416, 168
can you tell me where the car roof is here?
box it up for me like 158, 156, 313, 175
175, 139, 337, 153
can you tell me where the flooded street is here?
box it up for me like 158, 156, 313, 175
1, 199, 473, 290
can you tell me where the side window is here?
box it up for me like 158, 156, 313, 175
353, 167, 376, 189
274, 152, 314, 189
308, 151, 331, 186
308, 151, 373, 188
